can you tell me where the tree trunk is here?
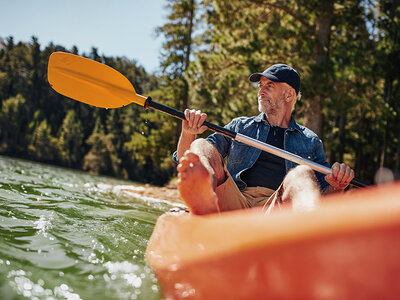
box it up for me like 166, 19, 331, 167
182, 0, 195, 110
303, 95, 323, 136
338, 113, 345, 161
380, 75, 392, 167
303, 1, 333, 136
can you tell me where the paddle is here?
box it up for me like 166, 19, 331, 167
47, 52, 368, 188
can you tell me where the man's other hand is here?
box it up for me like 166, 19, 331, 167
325, 162, 355, 191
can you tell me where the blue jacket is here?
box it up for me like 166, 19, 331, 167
174, 113, 330, 191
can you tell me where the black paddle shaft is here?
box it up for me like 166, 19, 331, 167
145, 97, 237, 139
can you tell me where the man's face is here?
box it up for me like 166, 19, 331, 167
257, 77, 288, 115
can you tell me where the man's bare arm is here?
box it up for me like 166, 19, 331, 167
177, 109, 208, 160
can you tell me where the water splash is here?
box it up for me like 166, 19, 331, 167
34, 214, 53, 237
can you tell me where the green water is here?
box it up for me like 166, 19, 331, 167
0, 156, 184, 300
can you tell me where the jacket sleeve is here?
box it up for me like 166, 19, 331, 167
172, 119, 236, 164
205, 119, 239, 158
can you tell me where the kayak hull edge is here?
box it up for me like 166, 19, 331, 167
146, 182, 400, 300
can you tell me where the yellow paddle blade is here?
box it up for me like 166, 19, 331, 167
47, 52, 148, 108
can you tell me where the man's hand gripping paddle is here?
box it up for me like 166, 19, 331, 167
47, 52, 368, 188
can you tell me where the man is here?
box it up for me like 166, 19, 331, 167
174, 64, 355, 215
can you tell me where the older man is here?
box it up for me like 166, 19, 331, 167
174, 64, 355, 215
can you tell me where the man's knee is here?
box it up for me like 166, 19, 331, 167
190, 138, 218, 158
286, 165, 316, 182
190, 138, 226, 184
282, 165, 320, 211
190, 138, 209, 149
283, 165, 319, 194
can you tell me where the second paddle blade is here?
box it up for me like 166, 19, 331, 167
47, 52, 148, 108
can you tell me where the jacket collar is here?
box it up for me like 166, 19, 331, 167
254, 112, 266, 123
254, 112, 301, 133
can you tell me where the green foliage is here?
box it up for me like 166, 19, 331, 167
124, 0, 198, 184
83, 116, 127, 179
0, 94, 29, 154
28, 119, 59, 162
187, 0, 400, 183
58, 110, 84, 167
0, 0, 399, 185
0, 36, 163, 184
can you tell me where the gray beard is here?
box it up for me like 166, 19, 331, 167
258, 103, 277, 115
258, 94, 285, 115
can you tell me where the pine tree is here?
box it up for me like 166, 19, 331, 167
28, 119, 59, 162
58, 110, 84, 167
123, 0, 199, 184
0, 94, 29, 155
83, 118, 109, 175
156, 0, 196, 111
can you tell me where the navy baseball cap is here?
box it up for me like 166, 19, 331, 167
249, 64, 301, 94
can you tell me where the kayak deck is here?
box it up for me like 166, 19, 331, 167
146, 182, 400, 300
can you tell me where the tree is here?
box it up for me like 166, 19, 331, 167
189, 0, 384, 183
375, 0, 400, 176
156, 0, 197, 111
83, 116, 126, 178
58, 110, 84, 168
0, 36, 156, 182
28, 119, 59, 162
122, 0, 199, 184
83, 118, 110, 175
0, 94, 29, 155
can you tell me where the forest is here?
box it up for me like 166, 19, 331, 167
0, 0, 399, 186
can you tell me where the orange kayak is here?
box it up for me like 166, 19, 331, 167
146, 182, 400, 300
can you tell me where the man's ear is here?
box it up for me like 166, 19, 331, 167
285, 88, 295, 102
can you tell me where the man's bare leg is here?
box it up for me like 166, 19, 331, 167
177, 139, 226, 215
281, 165, 321, 211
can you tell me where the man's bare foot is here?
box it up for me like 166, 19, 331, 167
177, 151, 219, 215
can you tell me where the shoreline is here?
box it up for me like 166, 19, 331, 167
123, 183, 183, 204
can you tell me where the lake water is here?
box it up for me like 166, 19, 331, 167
0, 156, 184, 300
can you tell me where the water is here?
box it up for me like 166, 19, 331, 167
0, 156, 184, 299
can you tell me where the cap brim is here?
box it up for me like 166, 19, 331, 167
249, 73, 280, 83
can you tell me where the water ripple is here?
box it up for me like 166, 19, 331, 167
0, 156, 179, 299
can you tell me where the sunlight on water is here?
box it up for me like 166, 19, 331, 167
0, 156, 183, 300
